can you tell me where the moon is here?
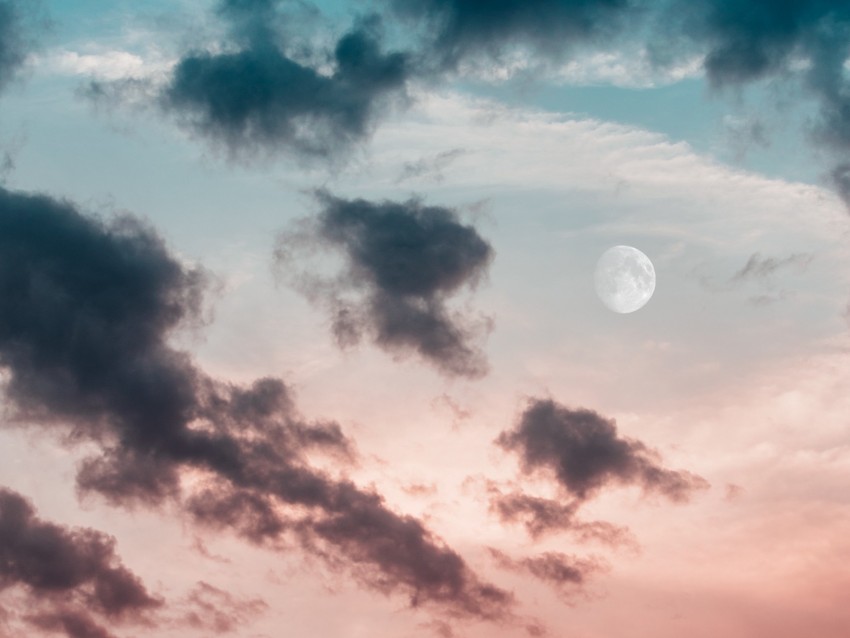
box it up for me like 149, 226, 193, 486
594, 246, 656, 314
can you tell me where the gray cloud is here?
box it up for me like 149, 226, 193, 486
653, 1, 850, 204
0, 486, 161, 637
496, 399, 709, 502
388, 0, 632, 71
0, 185, 512, 623
161, 17, 409, 161
396, 148, 467, 183
275, 191, 494, 378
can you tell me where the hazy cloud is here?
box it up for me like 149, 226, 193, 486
0, 1, 32, 92
496, 399, 709, 502
396, 148, 467, 183
180, 582, 268, 634
721, 114, 771, 161
730, 252, 813, 283
0, 185, 511, 623
489, 549, 604, 600
389, 0, 632, 70
654, 1, 850, 204
488, 490, 634, 546
275, 191, 494, 378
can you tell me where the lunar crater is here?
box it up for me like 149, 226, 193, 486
594, 245, 656, 314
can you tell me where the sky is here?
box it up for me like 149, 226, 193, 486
0, 1, 850, 637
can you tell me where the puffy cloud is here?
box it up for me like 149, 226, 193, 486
0, 487, 160, 636
0, 1, 31, 92
275, 191, 493, 378
488, 490, 633, 545
497, 399, 709, 501
730, 252, 813, 282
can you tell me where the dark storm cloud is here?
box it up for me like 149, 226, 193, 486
0, 487, 160, 637
156, 0, 410, 161
0, 186, 511, 622
275, 191, 494, 378
489, 549, 603, 599
388, 0, 632, 70
497, 399, 708, 502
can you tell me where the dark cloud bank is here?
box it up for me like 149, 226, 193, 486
0, 186, 512, 625
275, 191, 493, 378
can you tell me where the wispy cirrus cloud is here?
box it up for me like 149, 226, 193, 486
489, 548, 605, 602
0, 0, 35, 92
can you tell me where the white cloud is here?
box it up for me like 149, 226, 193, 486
33, 47, 175, 81
456, 47, 704, 88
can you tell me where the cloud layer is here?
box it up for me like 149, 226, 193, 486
155, 0, 410, 161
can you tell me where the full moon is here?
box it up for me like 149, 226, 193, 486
594, 246, 656, 314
